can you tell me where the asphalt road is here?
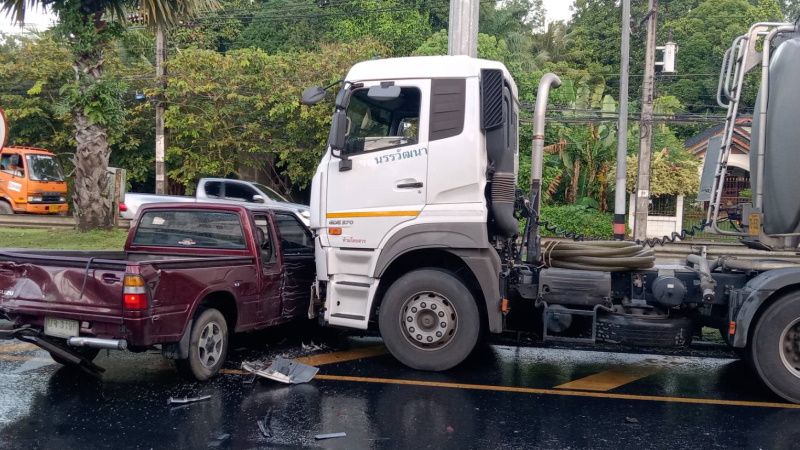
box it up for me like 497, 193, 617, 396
1, 327, 799, 450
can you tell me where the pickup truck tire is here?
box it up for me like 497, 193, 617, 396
748, 292, 800, 403
176, 307, 229, 381
378, 269, 480, 371
50, 347, 100, 366
0, 202, 12, 215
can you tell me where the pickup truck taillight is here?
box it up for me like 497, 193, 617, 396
123, 274, 147, 309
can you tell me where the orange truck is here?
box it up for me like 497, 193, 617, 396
0, 146, 68, 215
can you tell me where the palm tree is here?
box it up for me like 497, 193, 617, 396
1, 0, 218, 230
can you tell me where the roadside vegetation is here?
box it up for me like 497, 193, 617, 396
0, 228, 127, 250
0, 0, 789, 232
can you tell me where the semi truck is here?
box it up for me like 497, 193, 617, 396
302, 21, 800, 404
0, 146, 68, 215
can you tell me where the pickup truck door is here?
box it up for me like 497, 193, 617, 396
274, 213, 315, 319
253, 214, 282, 322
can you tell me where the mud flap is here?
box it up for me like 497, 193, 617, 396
162, 319, 192, 360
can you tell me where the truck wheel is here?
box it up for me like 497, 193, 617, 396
596, 313, 692, 347
0, 202, 12, 215
748, 293, 800, 403
176, 308, 229, 381
378, 269, 480, 371
49, 347, 100, 366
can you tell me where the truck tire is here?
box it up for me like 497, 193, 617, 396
176, 307, 229, 381
747, 292, 800, 403
0, 202, 12, 215
378, 269, 480, 371
49, 347, 100, 366
596, 313, 692, 347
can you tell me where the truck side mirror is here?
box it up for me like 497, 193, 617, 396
328, 111, 347, 153
252, 194, 265, 204
301, 86, 326, 105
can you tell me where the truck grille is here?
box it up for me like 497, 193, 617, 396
41, 193, 62, 203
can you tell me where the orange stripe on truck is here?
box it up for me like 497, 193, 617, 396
326, 211, 420, 218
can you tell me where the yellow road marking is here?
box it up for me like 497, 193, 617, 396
313, 374, 800, 409
327, 211, 420, 218
0, 355, 53, 363
0, 343, 40, 354
220, 345, 389, 375
555, 365, 662, 391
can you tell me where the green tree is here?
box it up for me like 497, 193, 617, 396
0, 0, 217, 230
163, 41, 388, 190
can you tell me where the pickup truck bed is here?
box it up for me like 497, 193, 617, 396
0, 203, 316, 380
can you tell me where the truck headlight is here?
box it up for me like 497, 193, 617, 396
27, 195, 43, 203
59, 196, 66, 202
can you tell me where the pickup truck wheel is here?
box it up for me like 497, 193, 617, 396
378, 269, 480, 371
49, 347, 100, 366
176, 308, 229, 381
0, 202, 12, 215
748, 293, 800, 403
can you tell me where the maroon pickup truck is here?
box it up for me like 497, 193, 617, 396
0, 203, 315, 380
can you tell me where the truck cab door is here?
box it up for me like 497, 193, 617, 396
0, 152, 25, 209
324, 80, 429, 249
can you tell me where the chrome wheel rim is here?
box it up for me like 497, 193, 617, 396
198, 321, 224, 369
779, 318, 800, 379
400, 291, 458, 351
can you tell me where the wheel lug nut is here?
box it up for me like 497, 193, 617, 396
411, 307, 418, 313
409, 327, 415, 333
436, 331, 442, 337
407, 317, 413, 322
416, 334, 422, 341
440, 322, 446, 328
431, 304, 437, 310
427, 336, 433, 342
438, 311, 444, 317
421, 302, 427, 308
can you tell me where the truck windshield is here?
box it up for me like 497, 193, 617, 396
132, 210, 247, 249
252, 183, 288, 202
26, 154, 65, 182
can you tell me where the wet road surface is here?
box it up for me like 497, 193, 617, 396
1, 327, 799, 449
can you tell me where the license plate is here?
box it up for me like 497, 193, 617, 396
44, 317, 79, 338
48, 205, 58, 212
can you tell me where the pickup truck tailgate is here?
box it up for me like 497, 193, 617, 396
0, 255, 128, 323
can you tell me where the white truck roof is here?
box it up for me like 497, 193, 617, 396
345, 55, 517, 95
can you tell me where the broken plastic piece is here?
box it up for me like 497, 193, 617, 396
167, 395, 212, 405
242, 357, 318, 384
243, 373, 257, 385
315, 432, 346, 440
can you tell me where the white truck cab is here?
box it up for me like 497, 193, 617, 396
307, 56, 520, 370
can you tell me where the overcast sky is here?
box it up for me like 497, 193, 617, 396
0, 2, 576, 36
543, 0, 574, 24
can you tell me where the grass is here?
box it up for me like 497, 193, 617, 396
0, 228, 128, 250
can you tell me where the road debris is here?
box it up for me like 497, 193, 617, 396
167, 395, 212, 405
257, 409, 274, 438
625, 417, 640, 424
301, 341, 327, 352
208, 433, 230, 448
242, 357, 318, 384
315, 432, 347, 440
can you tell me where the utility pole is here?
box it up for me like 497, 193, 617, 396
633, 0, 659, 241
448, 0, 479, 57
155, 24, 167, 195
614, 0, 631, 240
